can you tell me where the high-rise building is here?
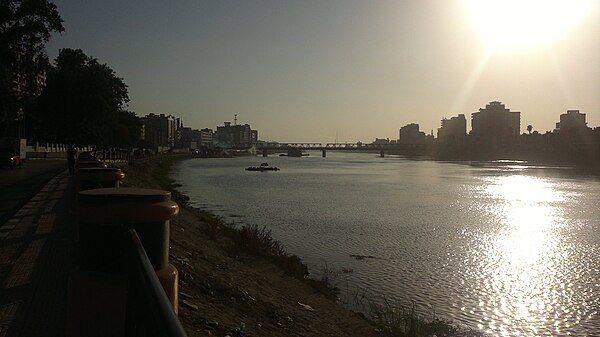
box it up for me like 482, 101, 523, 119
176, 126, 197, 148
471, 101, 520, 148
200, 128, 214, 147
438, 114, 467, 139
399, 123, 426, 144
215, 122, 257, 146
251, 130, 258, 144
141, 113, 177, 151
555, 110, 587, 131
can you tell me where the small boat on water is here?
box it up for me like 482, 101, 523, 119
245, 162, 280, 171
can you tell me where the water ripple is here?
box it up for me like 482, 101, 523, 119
172, 154, 600, 336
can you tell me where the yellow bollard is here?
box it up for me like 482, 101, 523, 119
77, 167, 125, 191
156, 264, 179, 314
67, 187, 180, 337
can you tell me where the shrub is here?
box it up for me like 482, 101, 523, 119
232, 224, 286, 257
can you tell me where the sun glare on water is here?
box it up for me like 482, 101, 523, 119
467, 0, 595, 50
480, 175, 575, 334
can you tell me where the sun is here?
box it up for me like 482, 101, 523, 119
467, 0, 595, 50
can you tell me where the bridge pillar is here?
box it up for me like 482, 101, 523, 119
322, 149, 326, 157
380, 150, 385, 158
262, 149, 268, 157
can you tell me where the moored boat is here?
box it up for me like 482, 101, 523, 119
245, 162, 280, 171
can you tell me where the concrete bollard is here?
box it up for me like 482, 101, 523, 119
67, 187, 180, 337
77, 167, 125, 191
76, 187, 178, 273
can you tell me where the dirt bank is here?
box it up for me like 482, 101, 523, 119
120, 156, 379, 337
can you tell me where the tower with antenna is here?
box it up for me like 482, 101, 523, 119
234, 114, 237, 126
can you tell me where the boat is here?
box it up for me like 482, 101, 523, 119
245, 162, 280, 171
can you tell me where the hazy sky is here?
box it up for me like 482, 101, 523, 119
46, 0, 600, 143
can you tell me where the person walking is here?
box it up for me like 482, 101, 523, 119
67, 146, 78, 175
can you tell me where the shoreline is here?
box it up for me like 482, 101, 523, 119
120, 154, 487, 337
120, 154, 380, 337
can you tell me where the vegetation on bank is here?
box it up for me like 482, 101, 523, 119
133, 153, 488, 337
143, 154, 339, 298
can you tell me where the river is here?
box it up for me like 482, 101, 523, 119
171, 152, 600, 336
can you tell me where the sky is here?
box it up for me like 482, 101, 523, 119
46, 0, 600, 143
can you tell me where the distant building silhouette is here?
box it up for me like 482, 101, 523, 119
434, 114, 468, 159
399, 123, 426, 144
550, 109, 594, 152
555, 110, 587, 132
176, 126, 198, 149
372, 138, 391, 145
215, 121, 258, 147
437, 114, 467, 139
200, 128, 214, 147
471, 101, 520, 150
174, 125, 215, 150
141, 113, 178, 152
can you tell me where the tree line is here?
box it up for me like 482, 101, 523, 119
1, 0, 141, 147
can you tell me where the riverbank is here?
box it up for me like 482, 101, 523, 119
119, 155, 379, 337
119, 154, 490, 337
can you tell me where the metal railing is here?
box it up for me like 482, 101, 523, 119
72, 153, 187, 337
126, 228, 188, 337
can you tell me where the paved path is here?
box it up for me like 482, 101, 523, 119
0, 171, 76, 337
0, 160, 67, 225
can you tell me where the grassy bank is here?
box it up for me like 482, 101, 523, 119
123, 154, 487, 337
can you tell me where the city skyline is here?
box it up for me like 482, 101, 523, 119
46, 0, 600, 143
142, 102, 589, 149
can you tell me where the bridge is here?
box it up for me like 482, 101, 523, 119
246, 142, 429, 157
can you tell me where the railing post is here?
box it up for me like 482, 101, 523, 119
77, 167, 125, 191
68, 187, 181, 337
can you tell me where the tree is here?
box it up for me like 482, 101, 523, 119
35, 48, 140, 147
0, 0, 64, 137
113, 110, 141, 147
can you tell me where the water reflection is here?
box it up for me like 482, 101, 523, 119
482, 175, 565, 335
175, 155, 600, 336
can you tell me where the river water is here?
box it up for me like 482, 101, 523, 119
171, 152, 600, 336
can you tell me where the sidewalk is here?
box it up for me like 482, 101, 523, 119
0, 171, 76, 337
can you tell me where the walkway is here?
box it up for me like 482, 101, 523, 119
0, 171, 76, 337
